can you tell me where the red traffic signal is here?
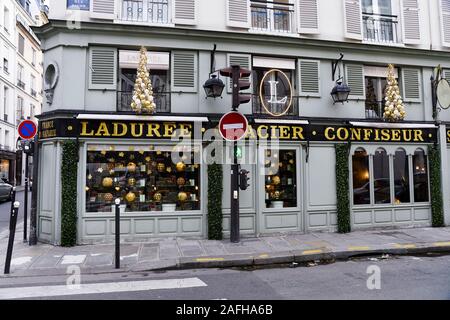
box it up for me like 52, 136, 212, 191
220, 67, 251, 78
220, 65, 252, 109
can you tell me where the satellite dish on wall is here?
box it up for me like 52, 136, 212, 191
437, 78, 450, 110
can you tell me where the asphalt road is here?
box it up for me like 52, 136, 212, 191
0, 190, 30, 232
0, 254, 449, 300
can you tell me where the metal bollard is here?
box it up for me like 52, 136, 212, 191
9, 187, 16, 219
115, 198, 120, 269
4, 201, 20, 274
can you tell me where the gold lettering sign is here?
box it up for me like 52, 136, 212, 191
39, 120, 57, 139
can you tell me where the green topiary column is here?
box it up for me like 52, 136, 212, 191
335, 144, 351, 233
428, 145, 444, 227
207, 163, 223, 240
61, 140, 79, 246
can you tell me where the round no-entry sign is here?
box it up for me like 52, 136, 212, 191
219, 111, 248, 141
18, 120, 37, 140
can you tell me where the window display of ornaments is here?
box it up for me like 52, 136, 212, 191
109, 169, 115, 175
176, 162, 186, 172
139, 179, 145, 187
125, 192, 136, 202
115, 186, 121, 191
129, 154, 135, 160
101, 150, 106, 155
178, 191, 188, 202
97, 167, 104, 173
153, 192, 162, 202
102, 177, 113, 188
85, 186, 89, 191
108, 158, 115, 163
87, 174, 92, 180
166, 167, 172, 173
119, 152, 124, 157
189, 179, 195, 186
128, 178, 136, 186
145, 156, 151, 162
177, 177, 186, 186
104, 193, 113, 202
130, 47, 156, 114
157, 163, 165, 172
127, 162, 137, 172
139, 194, 145, 202
272, 176, 281, 185
272, 190, 281, 200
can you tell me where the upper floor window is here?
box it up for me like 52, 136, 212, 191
361, 0, 399, 43
31, 48, 36, 66
17, 64, 25, 89
16, 96, 24, 124
3, 58, 8, 74
3, 7, 9, 33
18, 34, 25, 56
30, 75, 36, 97
118, 50, 170, 113
364, 65, 398, 119
120, 0, 170, 24
251, 0, 294, 33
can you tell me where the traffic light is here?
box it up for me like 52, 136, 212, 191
239, 169, 250, 191
220, 65, 251, 110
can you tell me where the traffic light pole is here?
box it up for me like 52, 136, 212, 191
230, 140, 240, 243
23, 153, 29, 241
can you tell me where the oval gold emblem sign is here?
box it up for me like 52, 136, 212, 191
259, 69, 293, 117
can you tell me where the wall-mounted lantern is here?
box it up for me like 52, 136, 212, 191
203, 44, 225, 99
331, 53, 351, 104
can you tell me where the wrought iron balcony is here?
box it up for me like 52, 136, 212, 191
31, 89, 37, 97
365, 101, 384, 119
120, 0, 170, 24
252, 94, 299, 116
363, 12, 399, 44
117, 91, 171, 113
251, 0, 294, 33
17, 80, 25, 90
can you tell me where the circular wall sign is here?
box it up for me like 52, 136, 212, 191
259, 69, 293, 117
437, 78, 450, 110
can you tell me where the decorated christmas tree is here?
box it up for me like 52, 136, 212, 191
130, 46, 156, 114
383, 64, 406, 122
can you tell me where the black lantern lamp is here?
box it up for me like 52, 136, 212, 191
203, 73, 225, 98
331, 53, 351, 104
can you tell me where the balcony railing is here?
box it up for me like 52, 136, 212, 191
31, 89, 37, 97
362, 12, 399, 44
120, 0, 170, 24
366, 101, 384, 119
117, 91, 171, 113
252, 94, 299, 116
251, 0, 294, 33
17, 80, 25, 89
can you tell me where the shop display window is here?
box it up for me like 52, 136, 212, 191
352, 148, 370, 205
373, 148, 390, 204
85, 145, 201, 213
393, 148, 410, 204
413, 149, 429, 203
264, 149, 297, 208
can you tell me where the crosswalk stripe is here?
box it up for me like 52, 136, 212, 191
0, 278, 207, 299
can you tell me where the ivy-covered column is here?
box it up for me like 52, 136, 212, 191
207, 163, 223, 240
335, 144, 351, 233
61, 140, 79, 246
428, 145, 445, 227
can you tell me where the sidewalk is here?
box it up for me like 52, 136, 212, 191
1, 224, 450, 277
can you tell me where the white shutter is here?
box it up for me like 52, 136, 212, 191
174, 0, 197, 25
439, 0, 450, 47
345, 64, 364, 99
401, 0, 421, 44
90, 0, 116, 20
298, 0, 319, 34
343, 0, 362, 40
89, 47, 117, 90
226, 53, 251, 93
402, 68, 421, 102
298, 60, 320, 97
171, 51, 198, 93
227, 0, 250, 28
444, 69, 450, 79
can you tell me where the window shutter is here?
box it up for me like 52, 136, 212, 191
90, 0, 116, 20
89, 47, 117, 90
343, 0, 362, 40
226, 53, 251, 93
298, 59, 320, 97
171, 51, 198, 93
174, 0, 197, 25
402, 68, 421, 102
401, 0, 421, 44
345, 64, 364, 98
298, 0, 319, 34
444, 69, 450, 79
440, 0, 450, 47
227, 0, 250, 28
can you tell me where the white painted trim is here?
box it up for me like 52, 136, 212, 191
254, 119, 309, 125
349, 122, 436, 129
76, 114, 209, 122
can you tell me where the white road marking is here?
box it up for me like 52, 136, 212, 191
0, 278, 207, 299
11, 257, 32, 266
60, 255, 86, 265
120, 253, 138, 260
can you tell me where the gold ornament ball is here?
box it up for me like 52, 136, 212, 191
104, 193, 113, 202
273, 191, 281, 199
177, 177, 186, 186
125, 192, 136, 203
178, 192, 188, 202
153, 192, 162, 202
176, 162, 186, 172
157, 163, 166, 172
102, 177, 113, 188
272, 176, 281, 185
127, 162, 137, 172
128, 178, 136, 186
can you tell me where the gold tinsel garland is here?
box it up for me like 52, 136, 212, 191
383, 64, 406, 122
130, 46, 156, 114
